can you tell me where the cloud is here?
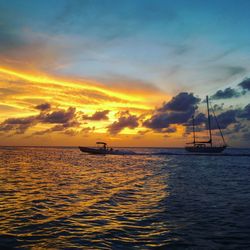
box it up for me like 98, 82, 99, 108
82, 110, 109, 121
210, 76, 250, 101
0, 106, 78, 135
210, 109, 239, 130
0, 115, 38, 134
185, 112, 208, 135
211, 87, 242, 100
238, 104, 250, 120
186, 113, 207, 129
144, 111, 192, 132
213, 103, 224, 111
41, 107, 76, 124
108, 111, 139, 134
35, 103, 51, 111
194, 113, 207, 125
159, 92, 200, 112
144, 91, 248, 139
238, 78, 250, 91
81, 126, 95, 133
33, 120, 80, 136
144, 92, 200, 132
186, 103, 250, 133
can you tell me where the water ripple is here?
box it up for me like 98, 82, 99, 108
0, 147, 250, 249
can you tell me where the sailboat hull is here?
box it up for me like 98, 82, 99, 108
185, 146, 226, 153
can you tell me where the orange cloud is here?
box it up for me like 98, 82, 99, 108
0, 66, 172, 145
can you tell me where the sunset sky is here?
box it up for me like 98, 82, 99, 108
0, 0, 250, 147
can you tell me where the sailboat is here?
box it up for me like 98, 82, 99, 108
185, 96, 227, 153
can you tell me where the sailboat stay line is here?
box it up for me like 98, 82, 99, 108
185, 95, 227, 153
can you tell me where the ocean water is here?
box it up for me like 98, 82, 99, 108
0, 147, 250, 249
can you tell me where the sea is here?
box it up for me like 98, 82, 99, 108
0, 147, 250, 249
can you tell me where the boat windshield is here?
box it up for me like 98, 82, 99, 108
194, 143, 206, 148
96, 142, 107, 149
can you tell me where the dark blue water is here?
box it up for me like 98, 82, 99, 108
0, 147, 250, 249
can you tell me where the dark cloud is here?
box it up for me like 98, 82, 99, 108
41, 107, 76, 124
35, 103, 51, 111
210, 109, 239, 130
208, 78, 250, 102
159, 92, 200, 112
144, 91, 248, 139
184, 112, 207, 136
238, 78, 250, 91
144, 110, 193, 132
2, 116, 35, 125
108, 111, 139, 134
194, 113, 207, 125
219, 123, 243, 136
82, 110, 109, 121
0, 106, 78, 135
0, 116, 37, 134
186, 113, 207, 129
238, 104, 250, 120
185, 103, 250, 137
144, 92, 200, 132
211, 87, 242, 100
213, 103, 224, 112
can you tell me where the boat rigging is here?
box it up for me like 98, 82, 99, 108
185, 96, 227, 153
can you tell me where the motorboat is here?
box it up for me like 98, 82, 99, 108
79, 142, 136, 155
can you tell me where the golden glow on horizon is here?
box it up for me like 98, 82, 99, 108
0, 66, 206, 147
0, 66, 178, 146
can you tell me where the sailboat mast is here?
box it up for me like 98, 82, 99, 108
206, 96, 212, 146
192, 115, 196, 144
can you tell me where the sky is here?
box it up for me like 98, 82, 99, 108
0, 0, 250, 147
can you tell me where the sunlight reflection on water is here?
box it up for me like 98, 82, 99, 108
0, 147, 250, 249
0, 148, 171, 249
